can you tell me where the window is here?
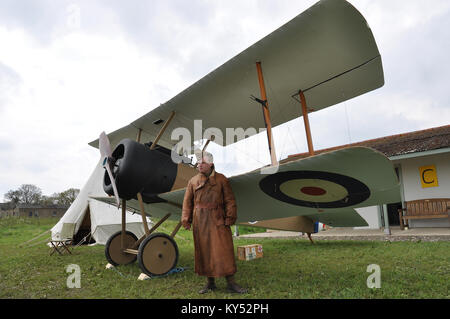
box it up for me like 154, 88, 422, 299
29, 211, 33, 217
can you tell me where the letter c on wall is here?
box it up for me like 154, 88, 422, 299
419, 165, 438, 188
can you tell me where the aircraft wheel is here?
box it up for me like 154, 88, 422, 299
138, 233, 179, 277
105, 231, 138, 266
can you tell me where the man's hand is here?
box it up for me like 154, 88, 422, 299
225, 217, 237, 226
183, 223, 191, 231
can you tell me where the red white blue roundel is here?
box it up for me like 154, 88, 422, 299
259, 171, 370, 208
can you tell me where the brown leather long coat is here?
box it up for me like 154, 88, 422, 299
181, 169, 237, 277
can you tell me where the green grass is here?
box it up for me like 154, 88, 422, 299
0, 217, 449, 299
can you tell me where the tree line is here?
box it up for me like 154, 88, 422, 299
3, 184, 80, 207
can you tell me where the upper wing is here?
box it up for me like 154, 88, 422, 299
89, 0, 383, 151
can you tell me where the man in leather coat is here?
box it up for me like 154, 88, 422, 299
181, 151, 247, 294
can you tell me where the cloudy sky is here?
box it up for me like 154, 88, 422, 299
1, 0, 449, 199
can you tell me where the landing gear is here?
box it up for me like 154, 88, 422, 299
105, 230, 138, 266
104, 206, 182, 277
102, 112, 185, 278
138, 233, 179, 276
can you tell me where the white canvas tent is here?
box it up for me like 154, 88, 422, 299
51, 159, 150, 245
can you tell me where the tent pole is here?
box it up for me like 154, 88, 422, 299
299, 90, 315, 156
256, 62, 278, 166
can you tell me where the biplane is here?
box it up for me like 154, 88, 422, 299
89, 0, 401, 277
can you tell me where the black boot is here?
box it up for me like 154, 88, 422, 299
226, 275, 247, 294
198, 277, 217, 294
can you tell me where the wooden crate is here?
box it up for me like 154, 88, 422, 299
237, 244, 263, 261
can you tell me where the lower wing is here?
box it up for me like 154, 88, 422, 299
93, 146, 401, 229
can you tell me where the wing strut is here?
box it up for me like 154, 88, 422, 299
255, 62, 278, 166
194, 139, 211, 169
299, 90, 315, 156
150, 111, 176, 150
121, 199, 126, 250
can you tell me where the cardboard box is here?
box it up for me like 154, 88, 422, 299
237, 244, 263, 261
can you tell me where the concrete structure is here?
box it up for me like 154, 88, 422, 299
0, 203, 68, 218
240, 226, 450, 241
391, 149, 450, 228
283, 125, 450, 229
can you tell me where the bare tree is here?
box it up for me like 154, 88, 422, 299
4, 189, 21, 204
4, 185, 79, 206
4, 184, 42, 205
53, 188, 80, 206
40, 195, 57, 206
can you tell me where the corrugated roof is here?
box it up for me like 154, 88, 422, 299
282, 124, 450, 163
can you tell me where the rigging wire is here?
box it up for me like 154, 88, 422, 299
220, 137, 270, 175
285, 125, 301, 160
286, 120, 302, 157
217, 66, 271, 171
342, 91, 352, 144
265, 75, 302, 158
234, 139, 269, 166
278, 127, 289, 161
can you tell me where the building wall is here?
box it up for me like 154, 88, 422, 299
17, 207, 66, 218
0, 209, 16, 217
394, 152, 450, 227
355, 206, 380, 229
0, 207, 66, 218
354, 152, 450, 229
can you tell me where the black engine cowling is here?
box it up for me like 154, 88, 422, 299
103, 139, 179, 201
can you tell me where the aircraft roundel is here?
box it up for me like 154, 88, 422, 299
259, 170, 370, 208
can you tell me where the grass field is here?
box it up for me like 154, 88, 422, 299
0, 217, 449, 299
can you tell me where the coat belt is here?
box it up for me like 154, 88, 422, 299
195, 203, 219, 209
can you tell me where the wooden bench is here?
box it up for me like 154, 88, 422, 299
398, 198, 450, 229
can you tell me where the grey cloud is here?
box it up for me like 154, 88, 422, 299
0, 138, 14, 151
382, 9, 450, 108
0, 0, 219, 81
0, 0, 448, 196
0, 0, 73, 45
0, 62, 22, 112
96, 0, 214, 58
0, 1, 311, 84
